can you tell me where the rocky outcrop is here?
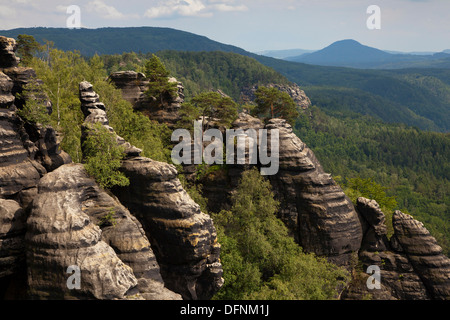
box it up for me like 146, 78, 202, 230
199, 112, 265, 213
392, 211, 450, 300
0, 108, 46, 207
0, 36, 19, 69
241, 83, 311, 110
0, 72, 15, 108
108, 71, 148, 108
266, 118, 362, 267
113, 158, 223, 300
109, 71, 184, 128
343, 199, 449, 300
26, 164, 138, 299
26, 163, 181, 300
79, 81, 223, 300
79, 81, 142, 158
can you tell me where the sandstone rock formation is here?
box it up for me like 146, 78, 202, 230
0, 72, 15, 108
356, 197, 388, 252
109, 71, 184, 127
342, 198, 449, 300
392, 211, 450, 300
266, 118, 363, 267
79, 81, 223, 300
26, 164, 139, 300
241, 83, 312, 110
26, 163, 181, 300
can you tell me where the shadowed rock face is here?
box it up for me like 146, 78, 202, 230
25, 163, 181, 300
265, 118, 363, 267
0, 36, 19, 69
0, 108, 46, 206
356, 197, 388, 252
0, 199, 26, 279
79, 81, 223, 300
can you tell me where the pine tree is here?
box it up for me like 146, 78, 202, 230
252, 86, 299, 125
144, 54, 178, 105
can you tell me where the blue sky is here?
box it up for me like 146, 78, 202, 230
0, 0, 449, 53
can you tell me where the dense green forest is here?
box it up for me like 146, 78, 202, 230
0, 27, 248, 57
4, 27, 448, 132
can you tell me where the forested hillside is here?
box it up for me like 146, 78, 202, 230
0, 27, 248, 56
253, 55, 450, 132
101, 51, 291, 101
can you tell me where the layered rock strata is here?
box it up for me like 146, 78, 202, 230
392, 211, 450, 300
25, 163, 181, 300
79, 81, 223, 300
343, 199, 449, 300
265, 118, 363, 267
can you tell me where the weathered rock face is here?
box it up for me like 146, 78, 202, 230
26, 164, 138, 300
79, 81, 223, 300
109, 71, 184, 127
0, 108, 46, 206
199, 112, 265, 213
266, 118, 363, 267
108, 71, 148, 108
392, 211, 450, 300
113, 158, 223, 300
241, 83, 312, 110
25, 163, 181, 300
343, 200, 449, 300
0, 72, 15, 108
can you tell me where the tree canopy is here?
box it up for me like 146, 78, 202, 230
252, 86, 299, 125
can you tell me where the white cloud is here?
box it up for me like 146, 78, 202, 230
86, 0, 130, 20
145, 0, 247, 19
145, 0, 208, 18
212, 3, 247, 12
